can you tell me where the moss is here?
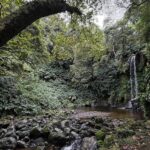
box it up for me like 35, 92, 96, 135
104, 134, 115, 144
116, 128, 135, 138
97, 140, 105, 147
95, 130, 105, 140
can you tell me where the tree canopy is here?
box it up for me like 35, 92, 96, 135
0, 0, 149, 47
0, 0, 81, 47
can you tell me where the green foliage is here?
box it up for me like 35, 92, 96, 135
95, 130, 105, 140
45, 17, 106, 62
18, 72, 70, 109
90, 2, 149, 109
135, 1, 150, 43
140, 65, 150, 118
15, 62, 96, 113
127, 1, 150, 116
1, 0, 24, 18
0, 0, 149, 117
0, 76, 42, 116
0, 19, 50, 76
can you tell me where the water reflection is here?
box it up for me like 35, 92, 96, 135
76, 106, 144, 120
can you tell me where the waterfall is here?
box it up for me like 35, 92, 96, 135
130, 55, 138, 100
62, 136, 97, 150
61, 137, 81, 150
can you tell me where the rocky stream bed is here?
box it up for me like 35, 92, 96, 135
0, 108, 150, 150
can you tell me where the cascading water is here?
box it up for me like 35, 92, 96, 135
127, 55, 138, 108
61, 137, 81, 150
62, 136, 97, 150
130, 55, 138, 100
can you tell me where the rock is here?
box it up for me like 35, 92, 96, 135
32, 137, 45, 146
81, 136, 97, 150
36, 146, 46, 150
80, 130, 91, 137
87, 128, 97, 136
0, 129, 7, 138
41, 126, 50, 138
5, 127, 16, 138
61, 120, 69, 128
16, 130, 30, 139
64, 127, 71, 134
95, 118, 104, 124
71, 131, 79, 138
116, 128, 135, 138
23, 136, 30, 142
80, 123, 88, 130
48, 131, 68, 146
54, 128, 63, 134
0, 137, 17, 149
5, 132, 17, 140
30, 127, 41, 139
0, 122, 9, 129
15, 120, 28, 130
104, 135, 114, 145
17, 140, 27, 148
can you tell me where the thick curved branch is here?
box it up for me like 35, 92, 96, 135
0, 0, 81, 47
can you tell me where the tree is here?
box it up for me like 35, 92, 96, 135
0, 0, 149, 48
0, 0, 81, 47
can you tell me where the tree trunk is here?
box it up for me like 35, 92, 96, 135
0, 0, 81, 47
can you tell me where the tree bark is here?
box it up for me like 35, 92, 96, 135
0, 0, 81, 47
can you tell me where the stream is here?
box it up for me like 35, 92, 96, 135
73, 106, 144, 120
62, 106, 144, 150
0, 106, 148, 150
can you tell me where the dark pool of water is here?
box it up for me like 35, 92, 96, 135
76, 106, 144, 120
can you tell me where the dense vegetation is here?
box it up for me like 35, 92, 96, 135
0, 0, 149, 116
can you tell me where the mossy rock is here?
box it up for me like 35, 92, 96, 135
41, 126, 50, 138
48, 131, 68, 147
116, 128, 135, 138
95, 118, 104, 124
104, 134, 115, 144
97, 134, 115, 149
95, 130, 105, 140
97, 140, 105, 147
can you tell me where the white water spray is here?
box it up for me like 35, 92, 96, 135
130, 55, 138, 100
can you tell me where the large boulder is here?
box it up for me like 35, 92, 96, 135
48, 130, 69, 147
30, 127, 42, 139
81, 136, 97, 150
0, 137, 17, 149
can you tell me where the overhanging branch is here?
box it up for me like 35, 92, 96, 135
0, 0, 81, 47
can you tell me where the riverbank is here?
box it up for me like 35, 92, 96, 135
0, 108, 150, 150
